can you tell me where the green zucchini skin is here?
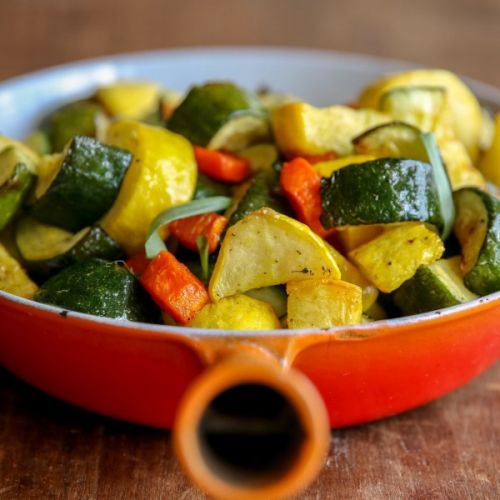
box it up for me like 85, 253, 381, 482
0, 164, 35, 231
454, 187, 500, 295
320, 158, 443, 230
20, 224, 125, 280
228, 169, 287, 226
393, 259, 476, 315
352, 121, 425, 160
35, 259, 160, 322
167, 82, 264, 146
193, 173, 231, 200
41, 100, 103, 152
245, 285, 287, 318
394, 266, 459, 315
31, 136, 132, 231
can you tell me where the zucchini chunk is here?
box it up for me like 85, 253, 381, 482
352, 121, 426, 160
228, 169, 286, 226
193, 173, 231, 200
168, 82, 268, 150
189, 294, 281, 330
40, 100, 104, 152
237, 144, 278, 172
357, 69, 483, 160
348, 222, 444, 293
245, 285, 287, 319
393, 256, 477, 315
31, 136, 132, 231
35, 259, 159, 322
0, 146, 37, 231
454, 187, 500, 295
208, 113, 271, 152
0, 242, 38, 298
353, 122, 485, 191
102, 120, 197, 254
286, 278, 362, 329
272, 102, 390, 157
209, 208, 340, 301
15, 216, 124, 278
320, 158, 444, 230
378, 86, 447, 132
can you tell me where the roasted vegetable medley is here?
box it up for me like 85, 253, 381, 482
1, 70, 500, 330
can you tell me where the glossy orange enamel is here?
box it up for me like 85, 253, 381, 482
0, 292, 499, 429
174, 347, 330, 499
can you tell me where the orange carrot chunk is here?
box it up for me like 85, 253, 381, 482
169, 212, 228, 253
280, 157, 334, 238
194, 146, 251, 182
140, 250, 209, 324
125, 251, 150, 277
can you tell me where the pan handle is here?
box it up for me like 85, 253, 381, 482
173, 343, 330, 500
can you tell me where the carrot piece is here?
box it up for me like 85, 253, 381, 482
169, 212, 228, 253
140, 250, 209, 324
125, 251, 150, 276
288, 151, 337, 163
280, 157, 335, 238
194, 146, 251, 182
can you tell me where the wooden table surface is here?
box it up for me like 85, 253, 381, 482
0, 0, 499, 498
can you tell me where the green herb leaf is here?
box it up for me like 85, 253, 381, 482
196, 235, 210, 282
145, 196, 231, 259
420, 132, 455, 239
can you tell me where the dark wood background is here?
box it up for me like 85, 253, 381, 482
0, 0, 499, 498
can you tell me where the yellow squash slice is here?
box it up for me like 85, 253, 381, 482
479, 113, 500, 187
32, 153, 63, 201
326, 242, 378, 311
189, 294, 281, 330
0, 242, 38, 299
348, 222, 444, 293
313, 154, 375, 177
438, 138, 486, 190
286, 278, 362, 329
209, 208, 340, 301
272, 102, 389, 157
0, 135, 40, 166
102, 120, 197, 254
357, 69, 483, 160
338, 225, 384, 253
96, 81, 161, 119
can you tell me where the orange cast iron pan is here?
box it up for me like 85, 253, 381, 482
2, 46, 500, 499
1, 290, 499, 499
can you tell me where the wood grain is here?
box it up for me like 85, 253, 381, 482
0, 0, 499, 498
0, 0, 499, 86
0, 364, 499, 499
